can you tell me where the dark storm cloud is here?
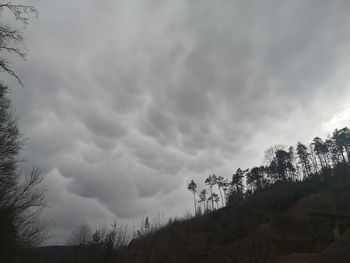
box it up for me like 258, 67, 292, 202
5, 0, 350, 244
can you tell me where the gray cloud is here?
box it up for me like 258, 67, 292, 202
4, 0, 350, 244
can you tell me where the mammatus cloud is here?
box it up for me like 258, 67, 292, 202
3, 0, 350, 244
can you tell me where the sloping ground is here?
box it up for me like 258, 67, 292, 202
277, 228, 350, 263
123, 212, 335, 262
122, 178, 350, 263
319, 228, 350, 262
287, 192, 338, 217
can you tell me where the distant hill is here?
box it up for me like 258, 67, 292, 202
35, 246, 75, 258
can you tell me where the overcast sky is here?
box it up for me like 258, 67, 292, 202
3, 0, 350, 244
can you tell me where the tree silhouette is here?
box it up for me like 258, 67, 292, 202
0, 2, 38, 85
333, 128, 350, 163
205, 175, 216, 210
226, 168, 247, 205
288, 146, 300, 180
269, 149, 294, 181
198, 189, 207, 213
264, 145, 286, 164
0, 84, 46, 257
144, 216, 150, 233
326, 138, 340, 166
215, 175, 226, 207
233, 169, 246, 197
208, 193, 220, 210
67, 224, 92, 247
187, 127, 350, 219
187, 180, 197, 215
343, 128, 350, 159
68, 222, 128, 254
309, 144, 319, 174
296, 142, 312, 178
312, 137, 329, 169
246, 166, 267, 192
0, 4, 46, 258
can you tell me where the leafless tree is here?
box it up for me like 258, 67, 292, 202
0, 2, 38, 85
0, 83, 47, 257
264, 144, 287, 165
66, 224, 93, 247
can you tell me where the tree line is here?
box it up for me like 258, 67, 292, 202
0, 2, 46, 261
188, 127, 350, 214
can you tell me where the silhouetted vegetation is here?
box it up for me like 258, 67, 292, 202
11, 125, 350, 262
0, 3, 47, 262
119, 127, 350, 262
0, 79, 47, 262
0, 2, 38, 85
186, 127, 350, 213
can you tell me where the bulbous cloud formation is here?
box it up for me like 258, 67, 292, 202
6, 0, 350, 243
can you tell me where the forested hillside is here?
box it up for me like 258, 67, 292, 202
25, 127, 350, 263
119, 127, 350, 263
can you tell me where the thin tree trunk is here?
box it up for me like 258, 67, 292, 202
193, 192, 196, 216
323, 154, 329, 168
345, 147, 350, 163
317, 154, 324, 169
218, 186, 224, 207
302, 158, 310, 178
210, 186, 214, 211
340, 148, 346, 163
